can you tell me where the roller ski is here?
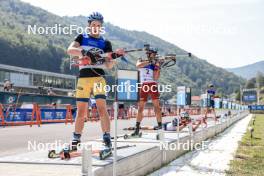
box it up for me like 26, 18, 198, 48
48, 139, 80, 159
48, 149, 62, 159
100, 144, 137, 159
124, 127, 142, 139
123, 125, 161, 131
155, 124, 163, 140
156, 132, 164, 140
58, 147, 112, 160
59, 147, 112, 160
57, 145, 137, 160
123, 132, 143, 139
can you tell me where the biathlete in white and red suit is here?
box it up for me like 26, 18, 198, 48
132, 48, 162, 136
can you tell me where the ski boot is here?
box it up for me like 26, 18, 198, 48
100, 133, 112, 160
156, 123, 164, 140
124, 127, 142, 139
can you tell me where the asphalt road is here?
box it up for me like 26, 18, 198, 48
0, 116, 176, 157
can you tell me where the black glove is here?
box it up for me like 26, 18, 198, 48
148, 58, 155, 64
110, 52, 124, 59
81, 49, 87, 57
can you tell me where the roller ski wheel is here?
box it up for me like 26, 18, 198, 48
124, 132, 142, 139
48, 149, 65, 159
156, 134, 160, 140
139, 132, 142, 137
124, 134, 129, 139
48, 150, 58, 158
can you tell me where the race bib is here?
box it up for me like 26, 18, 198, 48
139, 65, 155, 83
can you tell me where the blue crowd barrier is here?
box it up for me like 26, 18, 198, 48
249, 105, 264, 110
2, 108, 76, 122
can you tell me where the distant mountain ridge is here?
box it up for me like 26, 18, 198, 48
226, 60, 264, 79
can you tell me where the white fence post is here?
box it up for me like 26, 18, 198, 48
82, 144, 92, 176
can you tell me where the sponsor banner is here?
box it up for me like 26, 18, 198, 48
249, 105, 264, 110
117, 70, 139, 101
2, 108, 75, 122
177, 86, 186, 106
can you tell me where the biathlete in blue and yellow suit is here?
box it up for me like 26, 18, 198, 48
67, 12, 125, 150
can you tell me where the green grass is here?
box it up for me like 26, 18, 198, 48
227, 114, 264, 176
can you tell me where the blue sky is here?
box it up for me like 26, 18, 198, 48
21, 0, 264, 68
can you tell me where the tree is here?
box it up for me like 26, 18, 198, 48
245, 78, 256, 89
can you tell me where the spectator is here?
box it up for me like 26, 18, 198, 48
47, 88, 56, 96
38, 86, 45, 95
167, 107, 171, 114
3, 79, 12, 92
118, 103, 125, 119
10, 83, 15, 92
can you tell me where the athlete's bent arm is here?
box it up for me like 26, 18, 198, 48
136, 59, 150, 68
67, 41, 82, 57
153, 64, 161, 80
104, 48, 124, 69
153, 69, 160, 80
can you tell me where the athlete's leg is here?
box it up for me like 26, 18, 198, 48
75, 101, 88, 134
152, 99, 162, 126
212, 108, 217, 121
136, 100, 146, 123
93, 77, 112, 147
96, 99, 111, 147
135, 82, 148, 128
150, 82, 162, 127
132, 100, 146, 135
210, 99, 217, 121
95, 98, 110, 133
70, 77, 90, 150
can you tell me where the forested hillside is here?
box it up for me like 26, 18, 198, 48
0, 0, 245, 99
